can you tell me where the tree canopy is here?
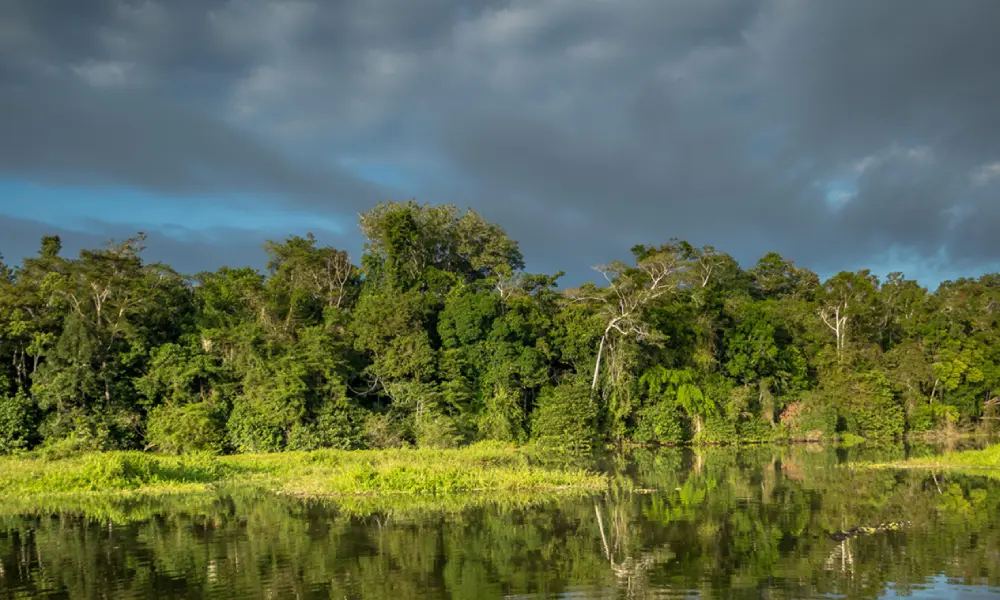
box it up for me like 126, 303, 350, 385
1, 200, 997, 453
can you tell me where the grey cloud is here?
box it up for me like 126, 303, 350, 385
0, 81, 382, 210
0, 0, 387, 217
0, 214, 359, 277
3, 0, 1000, 283
428, 0, 1000, 276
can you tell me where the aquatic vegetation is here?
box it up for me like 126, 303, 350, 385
3, 445, 1000, 599
863, 443, 1000, 483
871, 443, 1000, 473
0, 442, 607, 502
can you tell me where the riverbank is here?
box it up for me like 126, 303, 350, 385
0, 443, 607, 500
870, 443, 1000, 478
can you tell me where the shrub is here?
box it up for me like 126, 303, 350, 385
735, 414, 776, 443
287, 401, 368, 450
363, 412, 411, 449
477, 388, 526, 443
0, 392, 35, 454
781, 397, 837, 441
841, 372, 905, 439
632, 402, 686, 445
415, 410, 463, 449
147, 401, 226, 455
908, 402, 959, 434
696, 414, 738, 444
226, 397, 288, 453
530, 379, 598, 453
37, 409, 130, 454
845, 402, 905, 439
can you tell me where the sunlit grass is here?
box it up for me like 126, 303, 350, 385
0, 442, 607, 503
866, 443, 1000, 478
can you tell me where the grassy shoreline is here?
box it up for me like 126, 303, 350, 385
0, 443, 607, 502
868, 443, 1000, 477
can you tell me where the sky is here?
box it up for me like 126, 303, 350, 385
2, 0, 1000, 287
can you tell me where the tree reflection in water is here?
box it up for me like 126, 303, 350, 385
0, 443, 998, 599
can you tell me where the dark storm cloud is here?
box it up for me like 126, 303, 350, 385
0, 82, 384, 206
2, 0, 1000, 281
430, 0, 1000, 278
0, 0, 386, 213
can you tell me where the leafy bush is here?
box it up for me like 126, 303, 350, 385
477, 388, 526, 443
632, 402, 686, 445
287, 401, 368, 450
696, 414, 738, 444
908, 402, 959, 433
780, 397, 837, 441
0, 391, 35, 454
735, 414, 776, 443
35, 434, 99, 461
530, 379, 598, 453
37, 409, 137, 454
415, 410, 463, 449
845, 403, 905, 439
226, 388, 297, 453
363, 412, 411, 449
841, 372, 905, 439
147, 400, 226, 454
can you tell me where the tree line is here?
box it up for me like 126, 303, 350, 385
1, 201, 997, 454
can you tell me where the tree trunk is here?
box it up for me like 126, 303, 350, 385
591, 334, 607, 391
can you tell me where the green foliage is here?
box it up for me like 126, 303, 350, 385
0, 444, 605, 499
0, 391, 34, 454
287, 399, 367, 451
841, 371, 906, 439
632, 402, 686, 445
908, 402, 959, 433
2, 202, 1000, 456
146, 400, 226, 455
359, 201, 524, 289
780, 397, 838, 441
477, 387, 526, 442
530, 379, 598, 452
135, 342, 221, 408
227, 363, 307, 453
697, 414, 738, 444
438, 289, 500, 347
735, 414, 777, 443
640, 366, 716, 437
363, 412, 411, 449
414, 405, 463, 449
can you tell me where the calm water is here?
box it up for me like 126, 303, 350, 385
2, 443, 999, 599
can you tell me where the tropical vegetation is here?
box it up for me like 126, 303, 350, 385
2, 200, 999, 454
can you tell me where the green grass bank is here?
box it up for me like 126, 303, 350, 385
869, 443, 1000, 478
0, 443, 607, 501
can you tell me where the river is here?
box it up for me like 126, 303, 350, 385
1, 442, 998, 599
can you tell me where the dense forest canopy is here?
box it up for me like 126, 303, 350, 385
1, 200, 998, 454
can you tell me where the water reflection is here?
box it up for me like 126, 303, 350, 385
1, 443, 998, 599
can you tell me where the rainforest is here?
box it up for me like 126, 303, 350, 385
1, 200, 998, 456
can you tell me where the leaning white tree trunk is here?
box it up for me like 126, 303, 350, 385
584, 250, 682, 392
592, 333, 608, 390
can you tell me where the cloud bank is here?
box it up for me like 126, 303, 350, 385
2, 0, 1000, 284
